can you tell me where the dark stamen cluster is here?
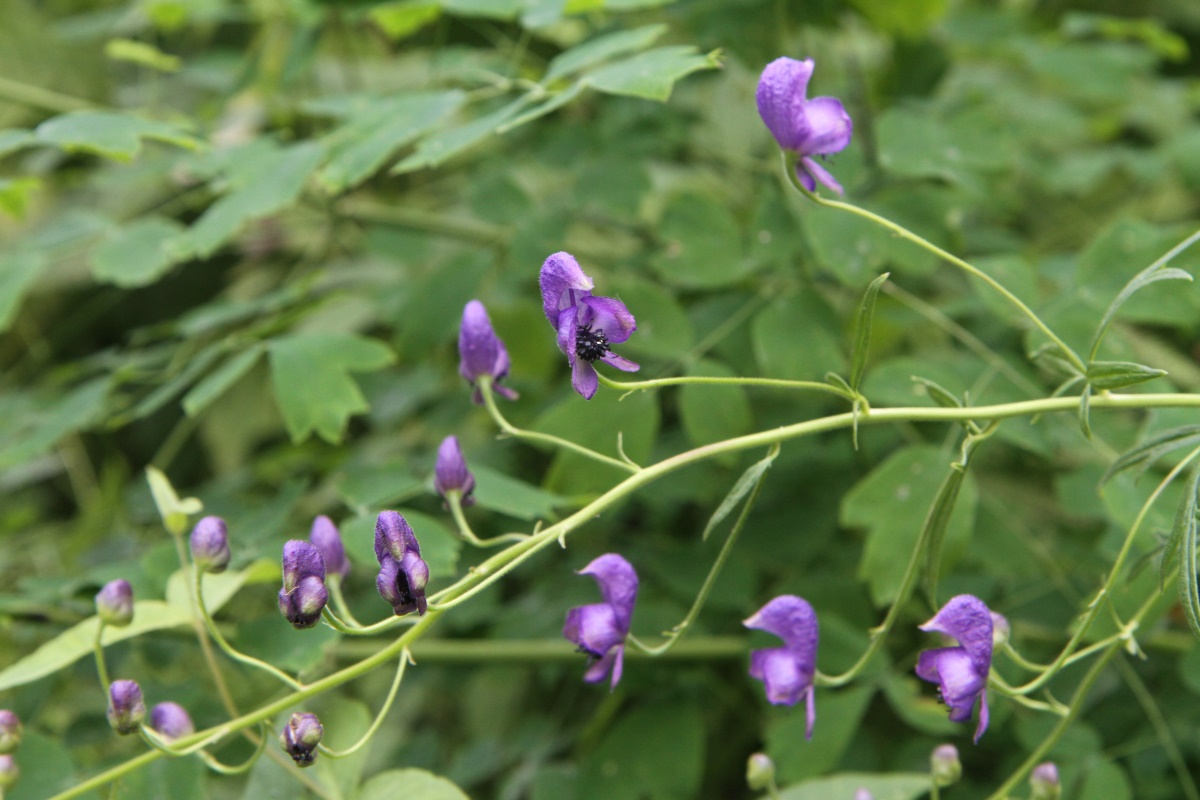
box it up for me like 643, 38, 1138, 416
575, 324, 610, 363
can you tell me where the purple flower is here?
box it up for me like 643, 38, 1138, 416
374, 511, 429, 616
562, 553, 638, 688
95, 579, 134, 627
1030, 762, 1060, 800
744, 595, 819, 738
279, 711, 323, 768
434, 435, 475, 506
107, 680, 146, 735
190, 516, 231, 574
277, 540, 328, 629
756, 57, 853, 194
916, 594, 994, 743
459, 300, 517, 403
539, 252, 638, 400
149, 702, 194, 740
309, 515, 350, 579
931, 743, 962, 787
0, 710, 22, 755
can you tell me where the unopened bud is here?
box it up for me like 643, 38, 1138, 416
310, 516, 349, 579
991, 611, 1010, 648
190, 516, 231, 573
853, 790, 874, 800
0, 710, 21, 754
434, 436, 475, 506
107, 680, 146, 735
95, 579, 134, 627
150, 702, 194, 740
280, 711, 323, 767
0, 754, 18, 788
1030, 762, 1060, 800
278, 541, 328, 629
931, 743, 961, 787
745, 753, 775, 791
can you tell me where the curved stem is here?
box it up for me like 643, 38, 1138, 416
596, 372, 856, 402
197, 724, 271, 774
94, 623, 111, 691
1001, 641, 1051, 672
319, 649, 410, 758
447, 491, 529, 548
172, 536, 240, 718
327, 577, 364, 628
321, 607, 413, 636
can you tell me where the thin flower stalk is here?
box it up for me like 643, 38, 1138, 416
319, 649, 412, 759
446, 490, 529, 548
595, 372, 858, 402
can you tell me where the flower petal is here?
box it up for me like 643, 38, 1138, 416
556, 306, 577, 357
580, 295, 637, 344
920, 595, 994, 674
374, 511, 420, 563
796, 96, 852, 156
578, 553, 639, 632
973, 689, 989, 743
743, 595, 819, 670
309, 516, 349, 578
801, 157, 846, 194
572, 358, 599, 399
434, 435, 475, 501
540, 251, 593, 325
458, 300, 501, 381
282, 540, 325, 591
916, 647, 986, 722
563, 602, 625, 657
582, 645, 620, 686
600, 353, 640, 372
756, 57, 814, 151
748, 647, 807, 706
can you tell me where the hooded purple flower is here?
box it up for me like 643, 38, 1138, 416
280, 711, 323, 768
744, 595, 819, 738
374, 511, 429, 616
562, 553, 638, 688
434, 435, 475, 506
459, 300, 517, 403
756, 57, 853, 194
539, 252, 638, 400
309, 515, 349, 579
277, 540, 328, 629
95, 579, 134, 627
107, 679, 146, 735
149, 702, 194, 740
916, 594, 993, 743
190, 516, 231, 574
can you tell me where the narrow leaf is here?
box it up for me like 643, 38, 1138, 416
35, 111, 201, 161
922, 465, 968, 606
1180, 485, 1200, 641
1102, 425, 1200, 485
701, 447, 779, 541
912, 377, 961, 409
182, 345, 265, 416
1087, 360, 1168, 391
586, 46, 721, 102
1162, 459, 1200, 589
850, 272, 889, 392
544, 24, 667, 83
1079, 383, 1093, 439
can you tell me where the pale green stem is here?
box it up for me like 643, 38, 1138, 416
0, 75, 95, 113
596, 372, 856, 402
478, 377, 638, 473
447, 490, 529, 547
172, 535, 240, 717
197, 726, 269, 775
321, 607, 412, 636
988, 674, 1068, 716
1001, 641, 1051, 672
319, 649, 410, 758
94, 623, 111, 690
193, 566, 304, 690
930, 782, 940, 800
327, 576, 365, 628
766, 778, 783, 800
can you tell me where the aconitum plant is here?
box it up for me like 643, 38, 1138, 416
5, 17, 1200, 800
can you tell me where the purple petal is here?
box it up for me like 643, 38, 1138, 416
748, 647, 808, 706
744, 595, 819, 667
756, 57, 814, 151
580, 295, 637, 345
374, 511, 420, 563
578, 553, 638, 632
572, 359, 599, 399
309, 515, 349, 578
458, 300, 503, 382
974, 689, 989, 743
582, 645, 620, 686
434, 435, 475, 502
282, 540, 325, 591
600, 353, 640, 372
804, 682, 816, 740
556, 306, 577, 358
150, 702, 194, 740
540, 251, 593, 325
563, 602, 625, 657
920, 595, 994, 674
796, 96, 852, 156
916, 647, 986, 722
799, 157, 844, 195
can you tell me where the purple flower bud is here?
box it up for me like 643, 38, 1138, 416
95, 579, 134, 627
1030, 762, 1060, 800
745, 753, 775, 791
374, 512, 429, 616
149, 702, 194, 741
279, 711, 323, 768
744, 596, 820, 739
107, 680, 146, 735
853, 791, 873, 800
931, 744, 962, 787
434, 436, 475, 506
756, 57, 853, 194
916, 594, 994, 743
0, 754, 17, 789
991, 611, 1010, 648
0, 710, 21, 755
459, 300, 517, 403
190, 516, 231, 574
563, 554, 638, 688
309, 516, 349, 579
277, 540, 328, 629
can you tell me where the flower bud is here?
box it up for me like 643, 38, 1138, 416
1030, 762, 1060, 800
991, 611, 1010, 648
150, 702, 194, 741
95, 579, 134, 627
278, 541, 328, 629
279, 711, 323, 767
0, 710, 21, 755
745, 753, 775, 791
0, 754, 17, 789
190, 516, 231, 574
374, 512, 429, 616
107, 680, 146, 735
931, 743, 962, 787
309, 516, 349, 579
853, 790, 874, 800
434, 436, 475, 506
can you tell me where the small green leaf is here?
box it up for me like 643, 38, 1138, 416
776, 772, 930, 800
472, 464, 567, 521
392, 97, 531, 173
0, 249, 45, 332
145, 466, 203, 536
701, 447, 778, 541
850, 273, 889, 392
182, 346, 265, 417
91, 216, 185, 287
268, 333, 395, 443
1163, 459, 1200, 589
544, 24, 667, 83
922, 464, 968, 606
911, 377, 962, 409
104, 38, 182, 72
1102, 425, 1200, 485
35, 110, 200, 161
1089, 238, 1195, 362
1086, 360, 1168, 390
586, 46, 720, 102
653, 191, 752, 289
1079, 383, 1093, 439
358, 769, 470, 800
368, 0, 441, 39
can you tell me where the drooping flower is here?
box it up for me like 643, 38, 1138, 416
309, 515, 349, 579
916, 594, 994, 743
149, 702, 194, 740
1030, 762, 1061, 800
562, 553, 638, 688
756, 57, 853, 194
106, 680, 146, 735
280, 711, 323, 768
434, 435, 475, 506
744, 595, 819, 739
374, 511, 429, 616
277, 540, 328, 629
190, 516, 231, 574
459, 300, 517, 403
539, 252, 638, 400
931, 744, 962, 787
95, 579, 134, 627
0, 710, 21, 755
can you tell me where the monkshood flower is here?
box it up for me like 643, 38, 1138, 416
916, 594, 994, 743
539, 252, 638, 400
309, 515, 349, 579
434, 435, 475, 506
744, 595, 819, 739
150, 702, 194, 740
278, 540, 328, 629
190, 516, 231, 574
374, 511, 429, 616
106, 680, 146, 735
280, 711, 323, 768
95, 579, 134, 627
562, 553, 638, 688
0, 755, 17, 789
931, 744, 962, 787
459, 300, 517, 403
0, 710, 21, 754
1030, 762, 1061, 800
756, 57, 853, 194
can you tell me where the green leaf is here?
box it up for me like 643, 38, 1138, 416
578, 702, 703, 800
776, 772, 929, 800
104, 38, 182, 71
586, 46, 720, 101
544, 24, 667, 83
0, 378, 109, 470
268, 333, 395, 443
1102, 424, 1200, 485
1163, 459, 1200, 589
336, 462, 425, 515
768, 685, 874, 783
35, 110, 200, 161
392, 97, 531, 173
701, 446, 779, 541
922, 463, 968, 605
146, 466, 203, 535
112, 753, 205, 800
6, 732, 94, 800
164, 560, 276, 612
472, 464, 567, 520
652, 191, 752, 289
678, 359, 753, 459
845, 0, 947, 37
1176, 464, 1200, 641
358, 769, 470, 800
90, 216, 185, 287
182, 346, 265, 417
850, 273, 889, 392
911, 377, 962, 409
368, 0, 441, 39
0, 129, 36, 158
0, 249, 45, 332
1086, 360, 1167, 391
0, 176, 39, 217
441, 0, 523, 19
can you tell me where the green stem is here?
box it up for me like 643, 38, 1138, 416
1001, 641, 1051, 672
327, 577, 364, 628
1113, 655, 1200, 800
596, 372, 856, 402
447, 491, 529, 547
319, 649, 409, 758
321, 607, 412, 636
94, 623, 111, 690
0, 75, 94, 114
196, 726, 269, 775
334, 636, 748, 662
172, 536, 240, 718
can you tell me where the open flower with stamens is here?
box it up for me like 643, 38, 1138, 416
756, 57, 852, 194
539, 252, 638, 400
916, 594, 994, 743
562, 554, 638, 688
744, 595, 819, 738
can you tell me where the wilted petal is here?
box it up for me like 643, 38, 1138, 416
756, 57, 814, 151
540, 251, 594, 324
580, 295, 637, 345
